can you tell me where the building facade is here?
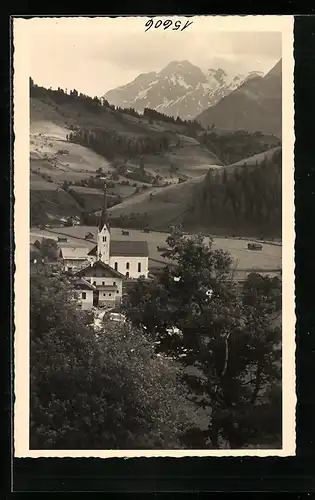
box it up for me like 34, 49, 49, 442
73, 278, 95, 310
59, 246, 90, 272
74, 260, 124, 308
61, 182, 149, 310
86, 184, 149, 279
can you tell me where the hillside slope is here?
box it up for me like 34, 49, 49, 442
108, 147, 282, 238
197, 60, 282, 138
30, 82, 282, 238
108, 176, 207, 231
30, 83, 218, 224
184, 147, 282, 237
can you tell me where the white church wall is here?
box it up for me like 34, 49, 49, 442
109, 256, 148, 279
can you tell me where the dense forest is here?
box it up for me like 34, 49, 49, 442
143, 107, 202, 129
30, 80, 172, 160
30, 79, 203, 130
200, 130, 281, 166
30, 78, 114, 112
186, 148, 282, 237
67, 127, 170, 160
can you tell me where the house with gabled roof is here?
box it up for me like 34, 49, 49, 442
61, 182, 149, 309
86, 184, 149, 280
72, 277, 96, 310
59, 245, 90, 272
73, 260, 125, 308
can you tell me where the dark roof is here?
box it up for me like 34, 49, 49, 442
88, 240, 149, 258
74, 259, 125, 279
85, 232, 94, 239
72, 278, 96, 291
87, 245, 97, 256
110, 240, 149, 257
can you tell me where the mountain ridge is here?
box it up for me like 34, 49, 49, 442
104, 60, 264, 120
29, 81, 281, 239
197, 59, 282, 137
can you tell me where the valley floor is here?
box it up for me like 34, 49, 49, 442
30, 225, 282, 280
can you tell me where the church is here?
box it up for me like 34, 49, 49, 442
63, 184, 149, 310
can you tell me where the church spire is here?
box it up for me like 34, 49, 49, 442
98, 178, 110, 231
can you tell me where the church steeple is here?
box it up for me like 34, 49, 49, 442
98, 178, 110, 231
96, 178, 111, 264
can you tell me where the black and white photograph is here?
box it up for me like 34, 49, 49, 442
13, 16, 295, 457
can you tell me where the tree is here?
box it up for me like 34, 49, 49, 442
30, 267, 197, 449
139, 156, 145, 174
33, 239, 41, 250
123, 229, 282, 449
189, 148, 282, 237
62, 180, 70, 191
35, 238, 59, 261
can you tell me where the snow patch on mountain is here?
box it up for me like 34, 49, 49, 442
104, 61, 265, 120
177, 76, 193, 90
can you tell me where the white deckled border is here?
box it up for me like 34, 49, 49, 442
13, 15, 295, 458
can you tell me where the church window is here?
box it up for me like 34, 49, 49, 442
82, 292, 86, 299
109, 293, 111, 297
103, 293, 106, 296
138, 262, 141, 272
126, 262, 130, 270
102, 281, 105, 285
103, 236, 107, 242
93, 281, 96, 285
126, 271, 129, 278
116, 290, 119, 294
113, 281, 116, 286
114, 262, 118, 271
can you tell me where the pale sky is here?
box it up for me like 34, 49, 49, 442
25, 17, 282, 97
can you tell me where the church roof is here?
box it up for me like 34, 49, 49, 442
87, 240, 149, 258
110, 240, 149, 257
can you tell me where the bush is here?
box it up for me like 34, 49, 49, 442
123, 229, 282, 449
30, 268, 196, 449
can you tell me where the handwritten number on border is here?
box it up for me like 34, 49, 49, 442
144, 19, 193, 32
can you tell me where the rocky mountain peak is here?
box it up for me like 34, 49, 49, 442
103, 60, 266, 120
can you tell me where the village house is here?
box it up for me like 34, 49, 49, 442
65, 183, 149, 309
59, 245, 90, 272
85, 190, 149, 279
72, 277, 95, 310
73, 260, 125, 308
